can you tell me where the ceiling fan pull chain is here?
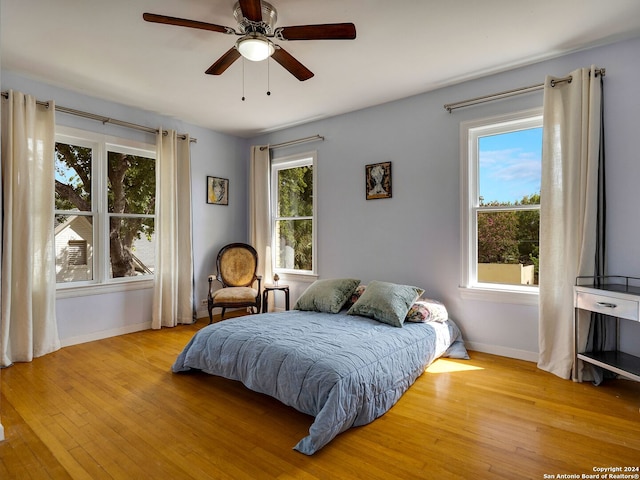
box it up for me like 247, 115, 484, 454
267, 56, 271, 96
242, 57, 246, 101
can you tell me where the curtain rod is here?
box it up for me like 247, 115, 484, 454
259, 134, 324, 151
1, 90, 197, 143
443, 67, 606, 113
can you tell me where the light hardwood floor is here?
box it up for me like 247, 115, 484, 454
1, 315, 639, 480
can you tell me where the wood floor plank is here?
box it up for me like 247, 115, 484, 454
0, 393, 75, 480
2, 317, 639, 479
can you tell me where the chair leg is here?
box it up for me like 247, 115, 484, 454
208, 305, 213, 324
221, 308, 226, 319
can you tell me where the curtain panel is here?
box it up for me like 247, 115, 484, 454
538, 67, 603, 380
1, 90, 60, 367
249, 145, 273, 304
152, 130, 194, 328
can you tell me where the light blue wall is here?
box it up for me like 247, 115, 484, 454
3, 36, 639, 358
1, 71, 248, 344
251, 36, 640, 359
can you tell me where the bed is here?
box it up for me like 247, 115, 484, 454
172, 279, 467, 455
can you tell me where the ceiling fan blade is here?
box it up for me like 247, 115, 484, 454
205, 48, 242, 75
271, 47, 314, 81
276, 23, 356, 41
143, 13, 234, 34
238, 0, 263, 23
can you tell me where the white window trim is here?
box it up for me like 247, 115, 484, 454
271, 151, 317, 276
56, 279, 154, 299
276, 272, 319, 284
459, 108, 542, 305
55, 126, 156, 296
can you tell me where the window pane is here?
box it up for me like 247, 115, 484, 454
55, 142, 92, 211
478, 127, 542, 205
108, 152, 156, 214
277, 166, 313, 217
274, 219, 312, 271
109, 217, 155, 278
55, 214, 94, 283
477, 210, 539, 286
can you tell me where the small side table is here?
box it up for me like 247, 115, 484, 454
263, 284, 290, 312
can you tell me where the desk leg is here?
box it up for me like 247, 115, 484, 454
263, 291, 269, 313
285, 289, 290, 311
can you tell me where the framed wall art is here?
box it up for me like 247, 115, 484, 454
207, 176, 229, 205
365, 161, 392, 200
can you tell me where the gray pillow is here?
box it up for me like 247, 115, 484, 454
294, 278, 361, 313
347, 280, 424, 327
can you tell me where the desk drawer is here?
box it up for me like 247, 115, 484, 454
576, 291, 639, 321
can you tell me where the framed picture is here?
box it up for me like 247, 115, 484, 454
207, 176, 229, 205
365, 161, 392, 200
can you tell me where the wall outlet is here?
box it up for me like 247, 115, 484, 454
201, 299, 208, 306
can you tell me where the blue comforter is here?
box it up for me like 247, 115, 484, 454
172, 309, 466, 454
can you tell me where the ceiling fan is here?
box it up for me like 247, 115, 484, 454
143, 0, 356, 81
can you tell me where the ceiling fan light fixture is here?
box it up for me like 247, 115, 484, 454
237, 34, 275, 61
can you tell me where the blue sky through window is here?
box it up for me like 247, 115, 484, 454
55, 161, 76, 183
479, 127, 542, 204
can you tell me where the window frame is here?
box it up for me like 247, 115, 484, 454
270, 151, 317, 277
459, 108, 542, 305
55, 126, 156, 297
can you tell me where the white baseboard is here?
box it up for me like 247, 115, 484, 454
60, 321, 152, 347
465, 341, 539, 363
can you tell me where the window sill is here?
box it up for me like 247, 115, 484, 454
275, 272, 318, 284
458, 285, 539, 306
56, 278, 154, 299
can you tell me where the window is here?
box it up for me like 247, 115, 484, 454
271, 152, 317, 275
68, 240, 88, 266
55, 127, 156, 291
460, 109, 542, 303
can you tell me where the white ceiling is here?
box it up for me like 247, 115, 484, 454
3, 0, 640, 138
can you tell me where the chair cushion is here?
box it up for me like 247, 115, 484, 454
212, 287, 258, 304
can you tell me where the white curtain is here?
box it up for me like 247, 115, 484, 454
249, 145, 273, 305
1, 90, 60, 367
152, 130, 194, 328
538, 67, 603, 380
